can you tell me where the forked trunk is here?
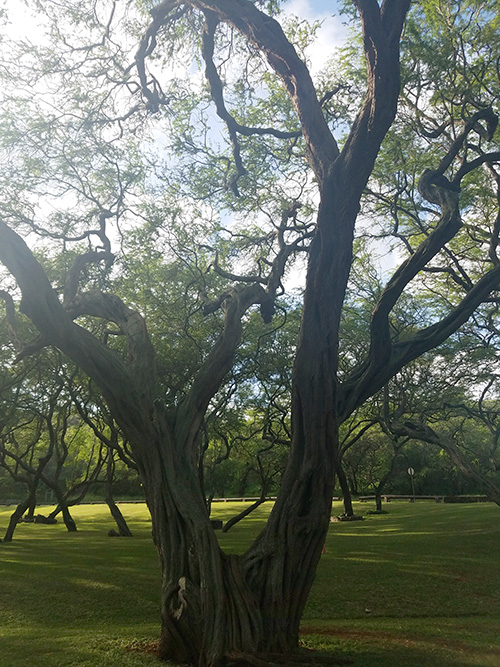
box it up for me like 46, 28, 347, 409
126, 388, 338, 667
149, 445, 336, 665
147, 250, 346, 664
48, 492, 78, 532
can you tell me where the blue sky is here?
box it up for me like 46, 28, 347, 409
304, 0, 342, 11
283, 0, 344, 16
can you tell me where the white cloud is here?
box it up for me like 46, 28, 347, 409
3, 2, 44, 40
281, 0, 347, 75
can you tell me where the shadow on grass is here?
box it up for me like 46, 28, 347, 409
0, 631, 162, 667
0, 521, 159, 631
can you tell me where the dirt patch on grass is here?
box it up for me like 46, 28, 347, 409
302, 627, 420, 648
301, 626, 500, 656
126, 639, 160, 655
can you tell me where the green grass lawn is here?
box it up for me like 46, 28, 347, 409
0, 500, 499, 666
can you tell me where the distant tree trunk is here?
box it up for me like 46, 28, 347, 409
237, 468, 251, 498
3, 494, 34, 542
374, 482, 388, 511
3, 471, 45, 542
106, 496, 133, 537
374, 449, 402, 511
25, 487, 37, 521
222, 496, 266, 533
206, 492, 214, 517
105, 455, 133, 537
48, 490, 77, 532
60, 502, 77, 532
337, 462, 354, 517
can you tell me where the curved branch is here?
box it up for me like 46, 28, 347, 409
389, 419, 500, 506
437, 107, 499, 178
341, 1, 411, 191
67, 290, 156, 386
200, 11, 301, 142
147, 0, 339, 180
175, 282, 268, 452
347, 181, 461, 410
63, 249, 114, 304
201, 10, 246, 195
135, 0, 182, 112
340, 106, 500, 420
212, 251, 267, 285
341, 262, 500, 420
0, 221, 154, 418
454, 151, 500, 183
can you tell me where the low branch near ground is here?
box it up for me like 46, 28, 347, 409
389, 420, 500, 507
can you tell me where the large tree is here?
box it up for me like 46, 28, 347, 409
1, 1, 500, 665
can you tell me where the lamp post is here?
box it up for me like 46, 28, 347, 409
408, 467, 416, 502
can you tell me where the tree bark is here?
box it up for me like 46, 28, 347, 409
135, 421, 265, 665
25, 487, 37, 521
375, 440, 405, 511
374, 466, 395, 512
106, 497, 133, 537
